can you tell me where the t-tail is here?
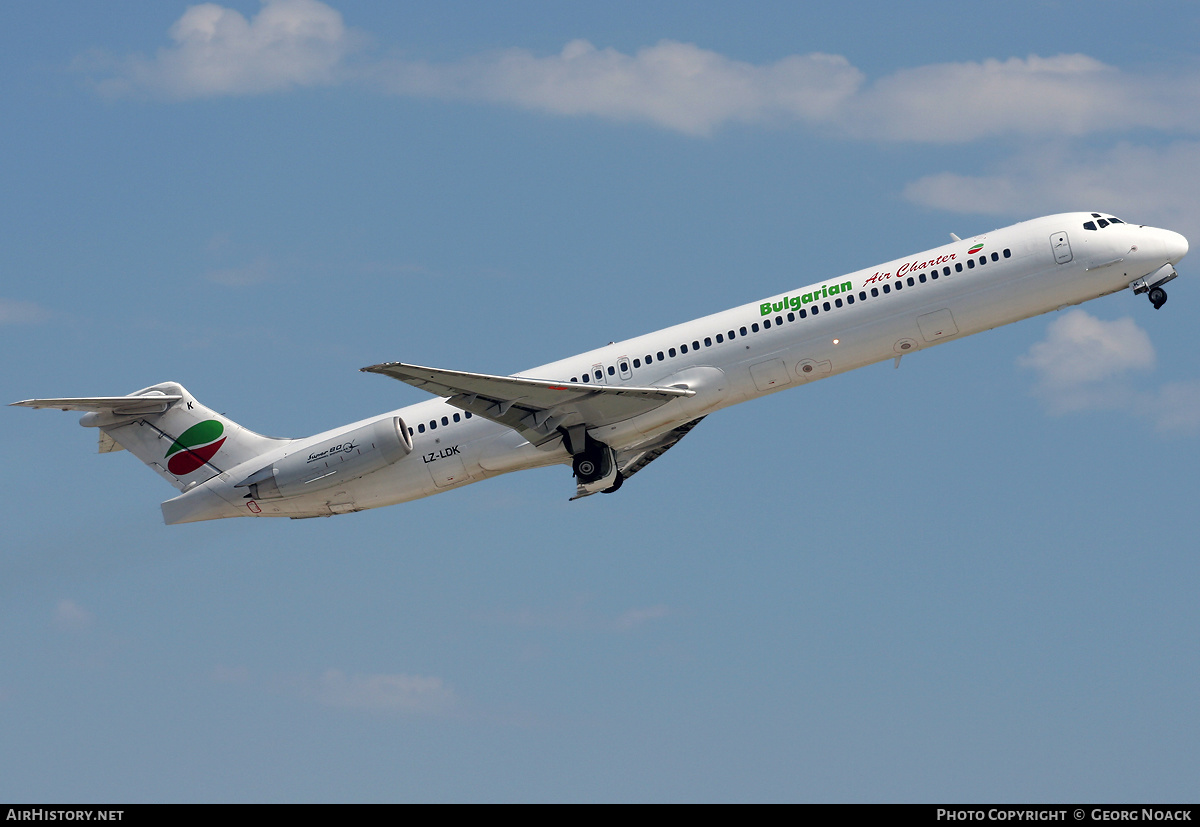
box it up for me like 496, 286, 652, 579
11, 381, 289, 510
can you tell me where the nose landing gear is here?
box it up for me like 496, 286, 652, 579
1148, 286, 1168, 310
1130, 264, 1177, 310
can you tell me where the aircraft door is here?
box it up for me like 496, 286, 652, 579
1051, 232, 1073, 264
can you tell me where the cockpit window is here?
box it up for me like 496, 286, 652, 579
1083, 221, 1097, 230
1097, 219, 1110, 228
1109, 217, 1124, 224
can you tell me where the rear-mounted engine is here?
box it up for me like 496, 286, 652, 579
235, 416, 412, 500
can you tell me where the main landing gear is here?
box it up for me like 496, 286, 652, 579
565, 428, 622, 496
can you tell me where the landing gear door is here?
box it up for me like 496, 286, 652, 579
1051, 232, 1073, 264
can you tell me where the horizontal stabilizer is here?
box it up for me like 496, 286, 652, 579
362, 361, 693, 445
12, 382, 289, 493
10, 395, 182, 414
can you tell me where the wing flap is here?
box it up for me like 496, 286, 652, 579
362, 362, 693, 444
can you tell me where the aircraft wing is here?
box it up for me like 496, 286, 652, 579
361, 362, 694, 446
9, 395, 182, 414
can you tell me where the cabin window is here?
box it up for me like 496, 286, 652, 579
907, 277, 915, 286
1003, 249, 1011, 258
991, 252, 999, 262
895, 280, 903, 290
942, 267, 950, 275
763, 319, 771, 329
669, 347, 676, 357
716, 333, 724, 343
607, 366, 615, 376
871, 287, 879, 297
821, 301, 830, 311
645, 355, 653, 364
441, 416, 449, 426
680, 344, 688, 354
740, 327, 747, 336
859, 291, 866, 300
453, 413, 461, 422
429, 421, 436, 430
978, 256, 986, 265
799, 308, 807, 318
788, 310, 797, 319
418, 423, 425, 433
883, 284, 891, 293
633, 358, 641, 368
408, 427, 414, 436
581, 374, 589, 383
955, 263, 963, 272
967, 259, 975, 269
465, 412, 472, 418
835, 298, 843, 307
594, 369, 603, 380
657, 351, 665, 360
704, 337, 712, 347
619, 361, 628, 372
752, 323, 760, 332
919, 273, 927, 283
811, 305, 819, 315
693, 340, 700, 350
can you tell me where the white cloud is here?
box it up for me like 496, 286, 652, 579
492, 596, 672, 632
380, 39, 862, 136
1019, 311, 1199, 435
314, 669, 457, 715
54, 599, 94, 633
1020, 310, 1155, 391
613, 604, 670, 632
1137, 380, 1200, 436
90, 8, 1200, 142
205, 257, 274, 286
93, 0, 359, 99
0, 298, 51, 325
849, 55, 1193, 143
904, 142, 1200, 238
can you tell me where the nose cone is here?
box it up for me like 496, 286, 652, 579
1164, 229, 1189, 264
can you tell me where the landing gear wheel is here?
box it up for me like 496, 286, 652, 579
1149, 286, 1168, 309
573, 455, 599, 481
602, 472, 624, 494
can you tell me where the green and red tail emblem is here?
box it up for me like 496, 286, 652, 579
968, 242, 985, 255
164, 419, 225, 476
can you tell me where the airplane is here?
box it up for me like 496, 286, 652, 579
12, 212, 1189, 524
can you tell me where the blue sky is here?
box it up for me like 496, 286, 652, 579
2, 1, 1199, 802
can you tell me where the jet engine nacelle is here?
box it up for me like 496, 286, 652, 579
237, 416, 412, 500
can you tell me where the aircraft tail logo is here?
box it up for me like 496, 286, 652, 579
165, 419, 226, 476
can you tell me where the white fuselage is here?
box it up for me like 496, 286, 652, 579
163, 213, 1188, 522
